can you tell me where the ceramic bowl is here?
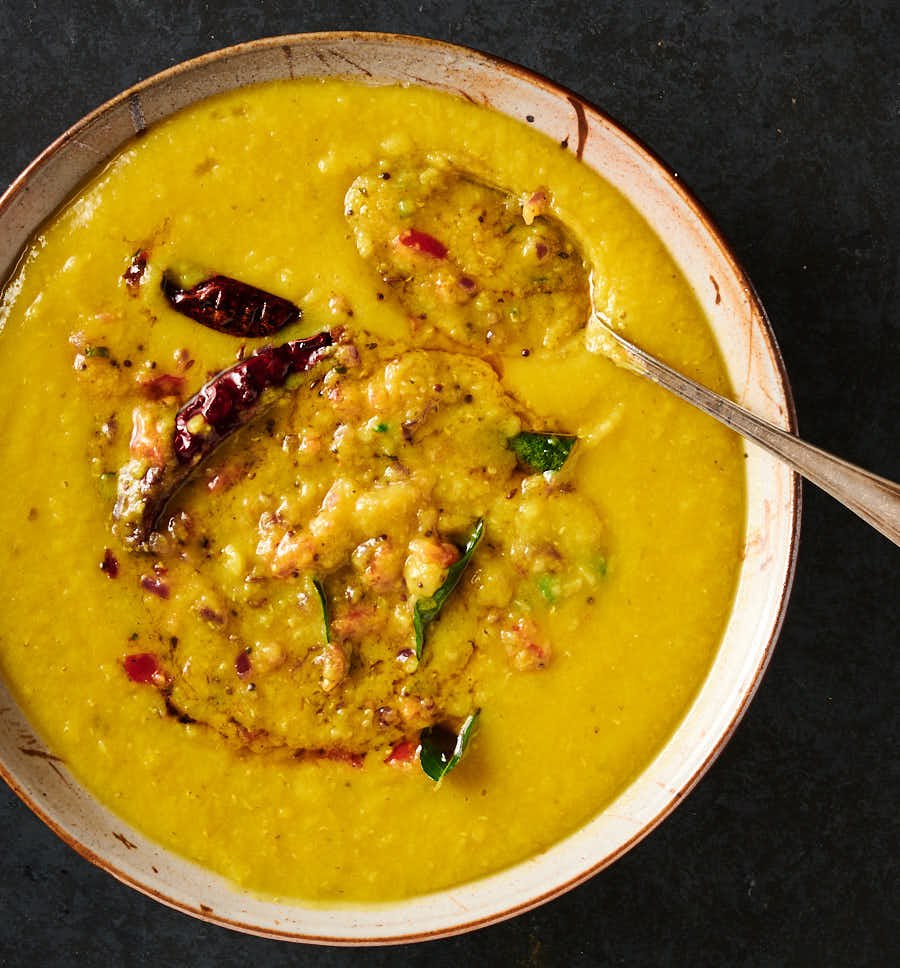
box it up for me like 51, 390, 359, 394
0, 32, 799, 944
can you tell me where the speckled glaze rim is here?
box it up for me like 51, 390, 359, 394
0, 32, 800, 945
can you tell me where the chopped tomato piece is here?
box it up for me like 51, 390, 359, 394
501, 615, 552, 671
128, 404, 169, 464
385, 739, 419, 767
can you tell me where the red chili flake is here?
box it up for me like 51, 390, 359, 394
123, 652, 165, 685
123, 250, 149, 292
235, 650, 251, 677
385, 739, 419, 766
199, 606, 225, 626
140, 574, 170, 599
161, 271, 301, 337
396, 228, 448, 259
100, 548, 119, 579
535, 242, 548, 259
139, 373, 186, 401
458, 275, 477, 291
317, 748, 365, 769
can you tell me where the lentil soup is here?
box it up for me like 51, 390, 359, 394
0, 78, 744, 901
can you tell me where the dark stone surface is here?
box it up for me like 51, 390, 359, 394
0, 1, 897, 965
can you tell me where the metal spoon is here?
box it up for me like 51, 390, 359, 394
591, 312, 900, 547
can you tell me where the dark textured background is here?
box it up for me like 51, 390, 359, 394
0, 1, 897, 965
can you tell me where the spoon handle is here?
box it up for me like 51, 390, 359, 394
599, 323, 900, 547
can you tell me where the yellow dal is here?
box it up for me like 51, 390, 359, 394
0, 79, 744, 900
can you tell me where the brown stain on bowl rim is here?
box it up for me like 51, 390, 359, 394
0, 31, 801, 946
16, 745, 74, 789
126, 92, 147, 136
565, 95, 589, 160
17, 746, 64, 763
113, 831, 138, 850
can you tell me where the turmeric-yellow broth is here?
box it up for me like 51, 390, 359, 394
0, 79, 744, 901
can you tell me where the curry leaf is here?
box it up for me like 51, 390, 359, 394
420, 710, 481, 782
509, 431, 576, 473
413, 518, 484, 659
313, 578, 331, 644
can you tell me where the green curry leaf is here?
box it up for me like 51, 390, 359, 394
413, 518, 484, 659
313, 577, 331, 644
419, 710, 481, 782
509, 431, 576, 473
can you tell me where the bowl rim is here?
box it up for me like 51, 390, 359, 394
0, 30, 801, 945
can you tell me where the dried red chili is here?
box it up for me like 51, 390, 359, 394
173, 331, 333, 462
161, 271, 301, 337
113, 331, 334, 549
